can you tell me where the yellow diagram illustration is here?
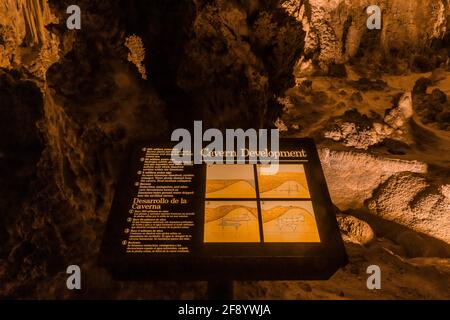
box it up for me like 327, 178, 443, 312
258, 164, 311, 198
204, 201, 260, 243
261, 201, 320, 243
206, 164, 256, 198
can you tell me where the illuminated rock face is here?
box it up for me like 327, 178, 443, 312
0, 0, 59, 80
0, 0, 449, 299
318, 148, 428, 210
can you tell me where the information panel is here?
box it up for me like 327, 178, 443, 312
100, 139, 347, 281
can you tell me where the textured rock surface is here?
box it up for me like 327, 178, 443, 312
1, 0, 449, 300
413, 77, 450, 131
236, 242, 450, 299
287, 0, 450, 75
0, 70, 44, 262
0, 0, 59, 81
368, 172, 450, 244
337, 214, 375, 245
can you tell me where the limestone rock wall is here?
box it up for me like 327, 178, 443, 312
319, 148, 428, 210
0, 0, 449, 299
285, 0, 450, 74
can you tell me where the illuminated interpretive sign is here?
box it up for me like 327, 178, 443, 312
100, 139, 347, 280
